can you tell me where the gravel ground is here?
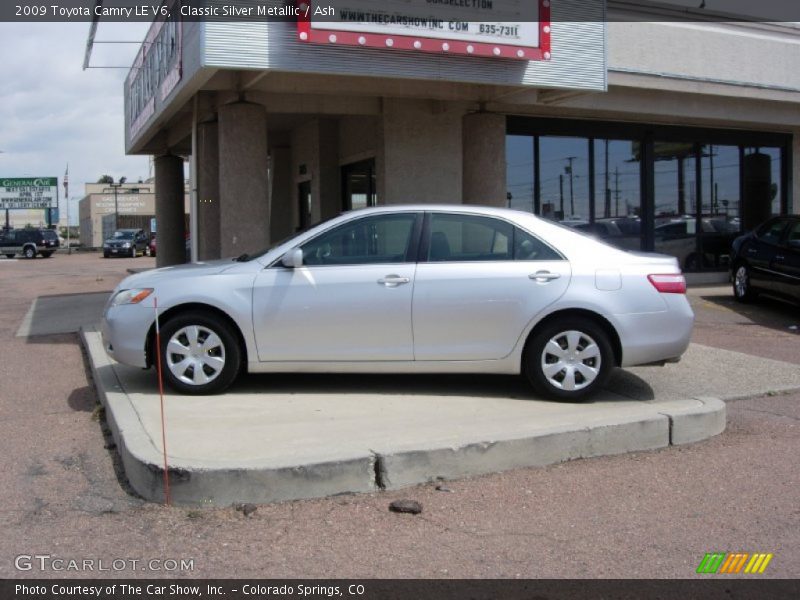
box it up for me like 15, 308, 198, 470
0, 253, 798, 580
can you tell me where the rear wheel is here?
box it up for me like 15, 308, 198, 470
158, 311, 241, 395
524, 317, 614, 402
23, 246, 36, 259
5, 254, 14, 259
733, 263, 757, 303
40, 252, 52, 258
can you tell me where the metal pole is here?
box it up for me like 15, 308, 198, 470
66, 196, 71, 255
114, 185, 119, 231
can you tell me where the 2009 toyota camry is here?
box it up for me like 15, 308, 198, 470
102, 205, 694, 401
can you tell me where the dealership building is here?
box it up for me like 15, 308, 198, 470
119, 0, 799, 277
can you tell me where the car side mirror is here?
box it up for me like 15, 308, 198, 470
281, 248, 304, 268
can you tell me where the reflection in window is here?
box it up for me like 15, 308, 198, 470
537, 137, 589, 223
506, 136, 534, 213
301, 214, 415, 266
592, 140, 641, 250
743, 147, 781, 229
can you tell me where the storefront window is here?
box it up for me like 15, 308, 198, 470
537, 137, 590, 223
505, 119, 788, 272
700, 145, 740, 270
592, 139, 641, 251
506, 136, 534, 213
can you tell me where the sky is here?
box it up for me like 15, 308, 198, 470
0, 21, 151, 223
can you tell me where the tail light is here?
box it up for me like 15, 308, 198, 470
648, 274, 687, 294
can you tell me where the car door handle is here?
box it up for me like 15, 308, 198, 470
529, 271, 561, 282
775, 255, 785, 261
378, 275, 410, 286
747, 248, 757, 254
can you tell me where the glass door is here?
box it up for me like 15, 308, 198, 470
342, 159, 377, 211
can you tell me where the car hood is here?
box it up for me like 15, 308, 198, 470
118, 258, 245, 288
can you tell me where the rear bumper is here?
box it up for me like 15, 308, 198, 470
614, 295, 694, 367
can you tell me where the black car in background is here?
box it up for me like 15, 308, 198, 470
0, 228, 60, 258
730, 216, 800, 303
103, 229, 149, 258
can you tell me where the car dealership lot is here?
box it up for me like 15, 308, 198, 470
1, 253, 799, 578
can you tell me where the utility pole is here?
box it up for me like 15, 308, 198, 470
559, 173, 564, 217
565, 156, 577, 217
604, 141, 611, 218
614, 166, 620, 217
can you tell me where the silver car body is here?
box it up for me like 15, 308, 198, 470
102, 205, 693, 378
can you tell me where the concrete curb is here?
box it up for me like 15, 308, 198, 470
81, 329, 726, 506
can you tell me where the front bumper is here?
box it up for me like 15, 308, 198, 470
101, 304, 153, 369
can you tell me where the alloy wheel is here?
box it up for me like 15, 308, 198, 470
734, 265, 748, 299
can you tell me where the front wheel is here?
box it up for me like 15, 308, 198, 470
733, 263, 757, 303
158, 311, 241, 395
524, 317, 614, 402
5, 254, 14, 259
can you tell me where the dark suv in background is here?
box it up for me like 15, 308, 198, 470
731, 215, 800, 304
103, 229, 149, 258
0, 228, 60, 258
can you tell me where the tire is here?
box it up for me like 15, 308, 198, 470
103, 251, 110, 258
23, 246, 36, 259
5, 254, 14, 259
684, 253, 700, 272
733, 263, 758, 303
40, 252, 52, 258
158, 311, 241, 395
523, 317, 614, 402
131, 247, 137, 258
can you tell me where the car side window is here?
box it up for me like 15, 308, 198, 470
428, 214, 512, 262
514, 227, 562, 261
426, 214, 561, 262
301, 213, 417, 266
786, 221, 800, 244
757, 219, 787, 245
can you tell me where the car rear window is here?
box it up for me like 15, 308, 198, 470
42, 230, 58, 240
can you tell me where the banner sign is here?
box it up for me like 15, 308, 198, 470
298, 0, 551, 61
0, 177, 58, 209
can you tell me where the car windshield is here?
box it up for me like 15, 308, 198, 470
113, 231, 135, 240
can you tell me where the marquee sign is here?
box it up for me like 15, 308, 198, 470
297, 0, 551, 61
0, 177, 58, 210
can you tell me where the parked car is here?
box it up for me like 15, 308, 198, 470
0, 228, 60, 258
102, 205, 693, 401
147, 235, 156, 258
103, 229, 148, 258
730, 215, 800, 304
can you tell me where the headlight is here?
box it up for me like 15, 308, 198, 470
110, 288, 154, 307
122, 242, 131, 248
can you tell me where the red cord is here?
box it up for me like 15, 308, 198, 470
154, 297, 171, 506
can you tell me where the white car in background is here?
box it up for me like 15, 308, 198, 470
102, 205, 693, 401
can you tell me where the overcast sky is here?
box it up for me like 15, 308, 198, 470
0, 21, 151, 222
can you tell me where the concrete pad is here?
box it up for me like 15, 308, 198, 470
80, 329, 751, 506
17, 291, 111, 337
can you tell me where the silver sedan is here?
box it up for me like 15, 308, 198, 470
101, 205, 693, 401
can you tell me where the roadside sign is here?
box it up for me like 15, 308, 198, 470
0, 177, 58, 209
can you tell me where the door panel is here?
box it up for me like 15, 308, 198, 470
252, 212, 420, 362
413, 213, 570, 361
252, 265, 416, 361
773, 221, 800, 300
413, 261, 571, 360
